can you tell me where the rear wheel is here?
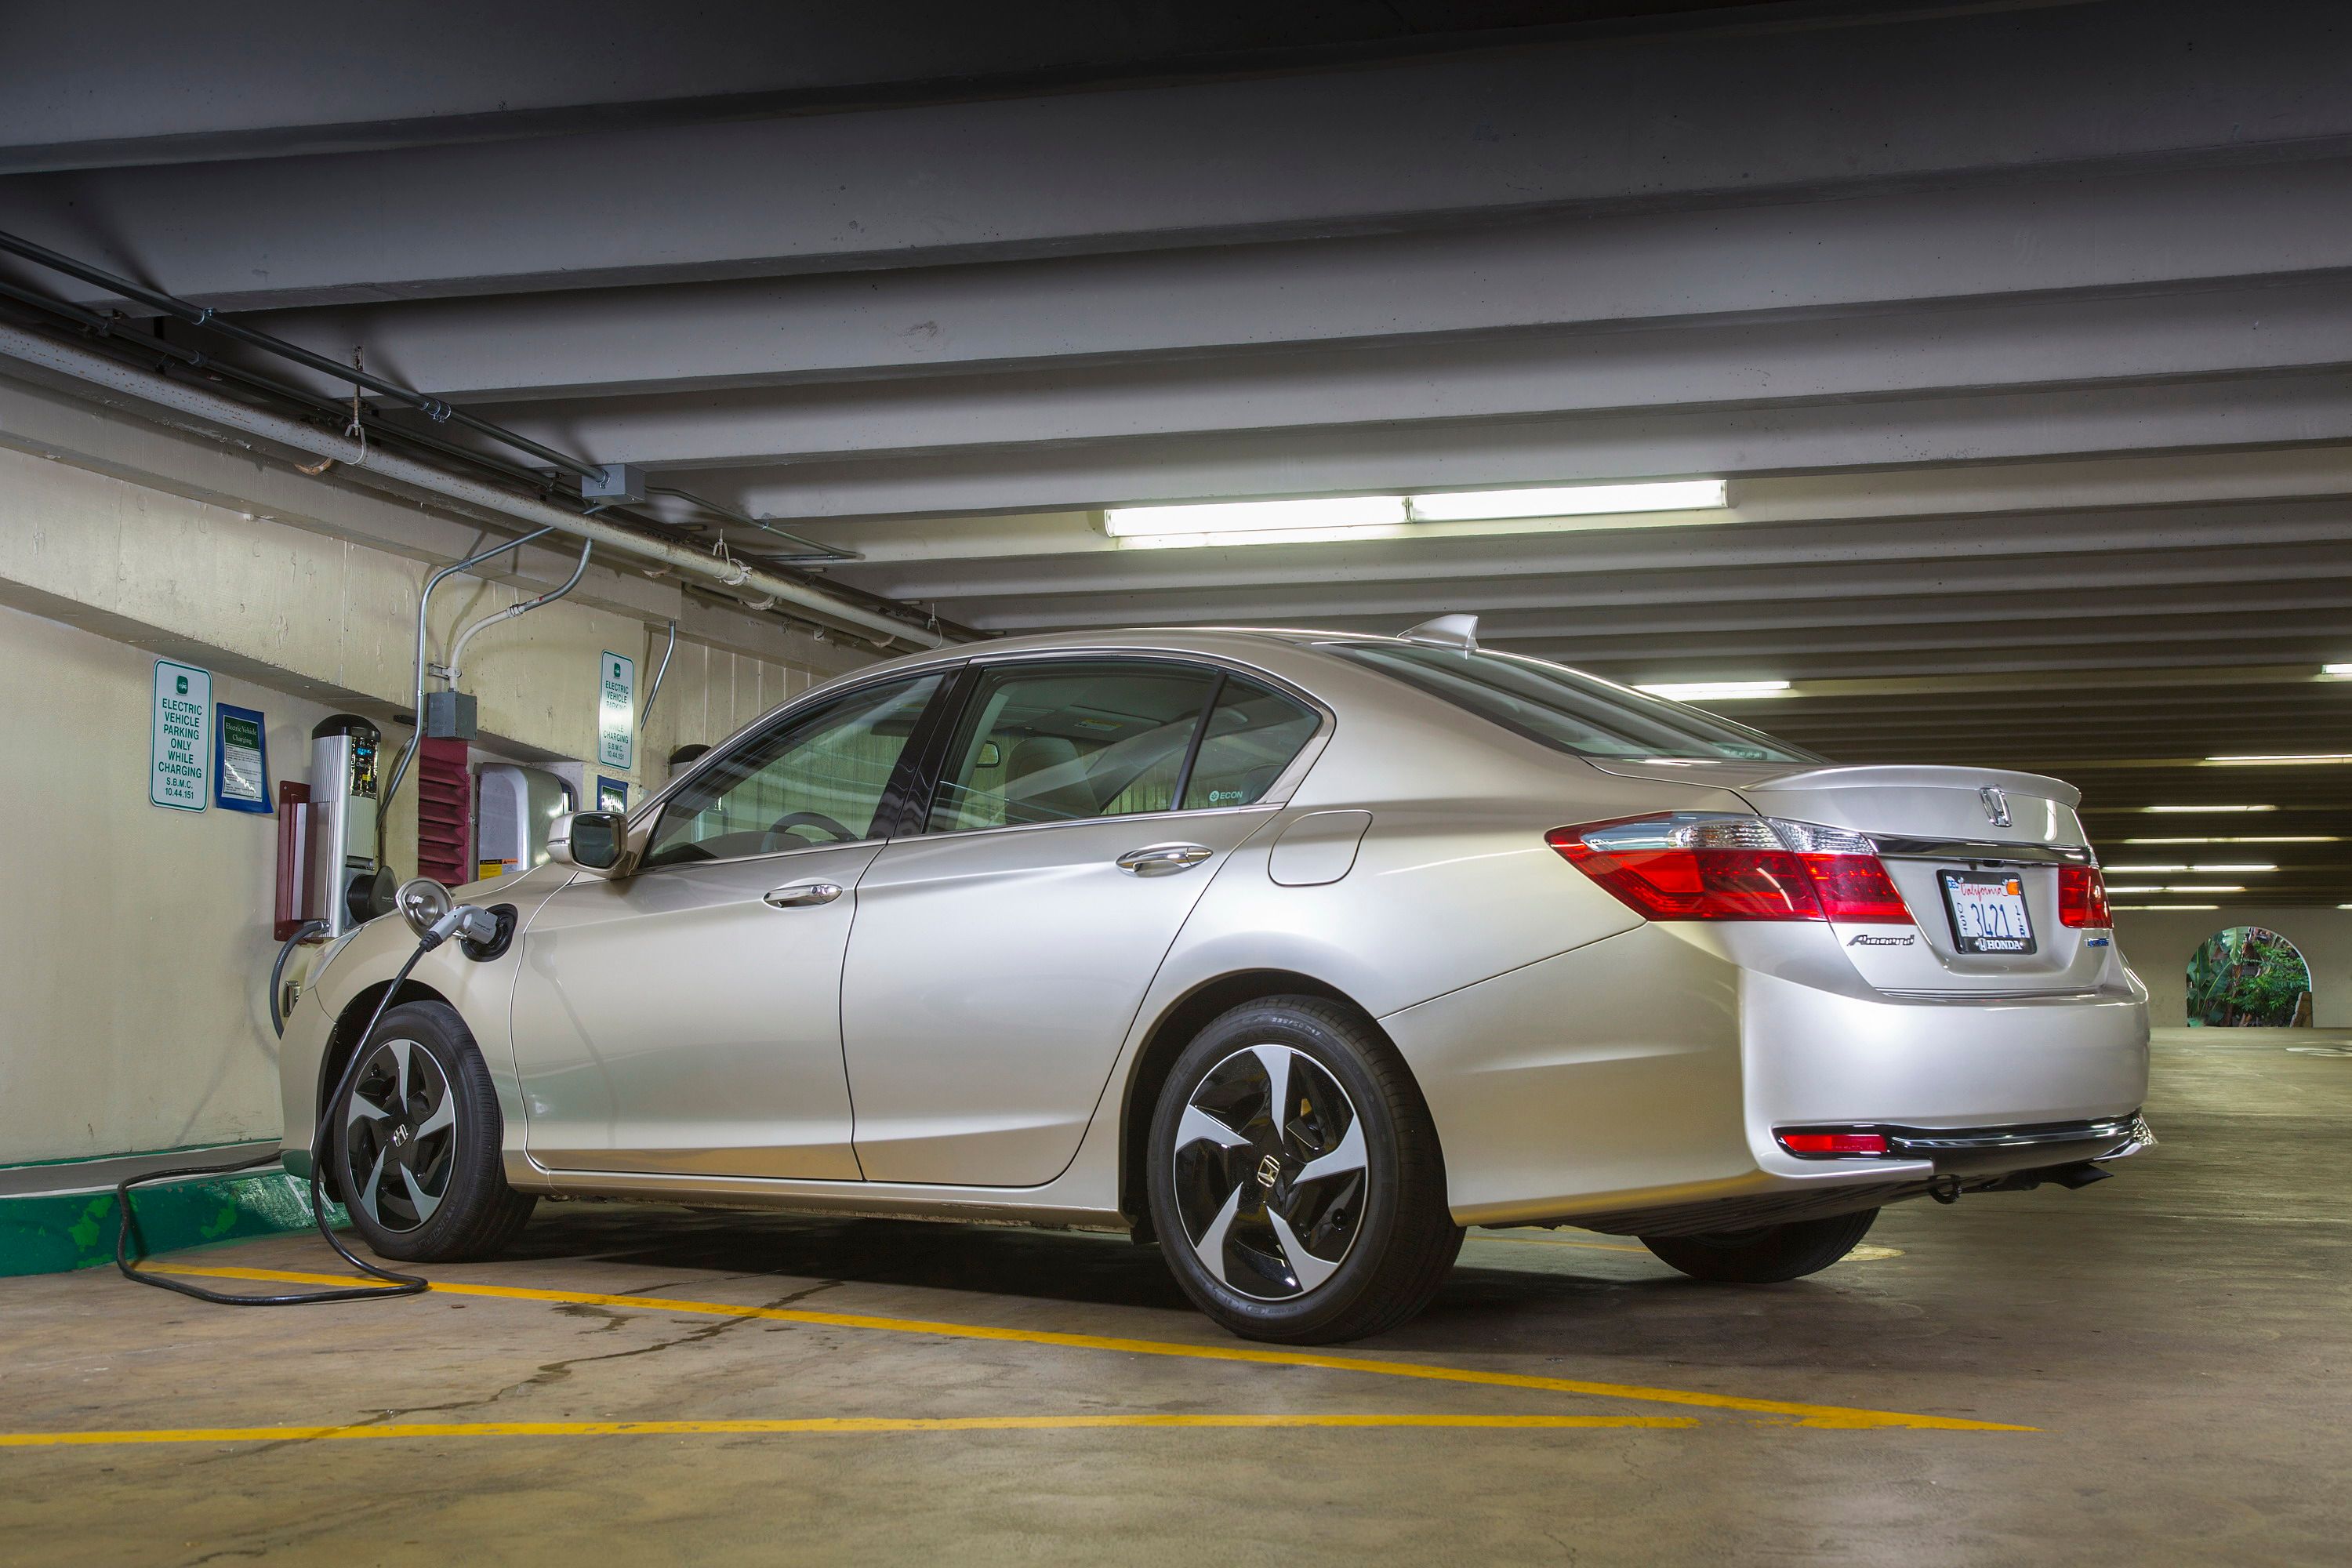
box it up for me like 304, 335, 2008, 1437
1147, 997, 1461, 1344
332, 1000, 535, 1263
1639, 1208, 1879, 1283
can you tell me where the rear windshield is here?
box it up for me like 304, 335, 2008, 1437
1325, 642, 1820, 764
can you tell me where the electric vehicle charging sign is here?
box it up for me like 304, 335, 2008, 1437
214, 703, 272, 812
597, 651, 635, 770
150, 659, 211, 811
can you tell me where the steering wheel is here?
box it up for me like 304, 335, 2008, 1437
764, 809, 857, 845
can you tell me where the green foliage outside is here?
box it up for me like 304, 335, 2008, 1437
2185, 927, 2314, 1027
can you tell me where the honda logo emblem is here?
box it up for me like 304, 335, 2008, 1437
1980, 786, 2012, 827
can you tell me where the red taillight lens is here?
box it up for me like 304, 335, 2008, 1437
1548, 814, 1914, 925
1778, 1131, 1891, 1157
2058, 864, 2111, 928
1795, 851, 1913, 924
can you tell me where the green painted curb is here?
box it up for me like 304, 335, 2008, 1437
0, 1169, 347, 1279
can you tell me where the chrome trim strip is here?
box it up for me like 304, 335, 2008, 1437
1870, 837, 2093, 865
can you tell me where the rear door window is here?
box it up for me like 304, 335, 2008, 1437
1180, 677, 1320, 810
927, 662, 1221, 832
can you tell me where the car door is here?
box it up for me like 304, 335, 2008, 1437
510, 672, 947, 1180
840, 659, 1327, 1186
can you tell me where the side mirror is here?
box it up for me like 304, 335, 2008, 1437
549, 810, 626, 872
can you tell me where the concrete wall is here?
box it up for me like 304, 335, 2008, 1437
2112, 907, 2352, 1029
0, 441, 870, 1165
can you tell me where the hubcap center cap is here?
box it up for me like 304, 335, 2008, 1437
1254, 1152, 1282, 1190
390, 1124, 412, 1150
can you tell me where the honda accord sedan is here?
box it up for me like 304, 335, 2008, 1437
281, 619, 2152, 1343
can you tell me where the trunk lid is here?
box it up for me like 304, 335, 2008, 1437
1592, 760, 2112, 996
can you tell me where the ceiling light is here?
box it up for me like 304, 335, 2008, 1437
2114, 904, 2219, 911
2102, 886, 2164, 895
2322, 664, 2352, 677
2205, 753, 2352, 765
2104, 864, 2186, 873
1102, 496, 1407, 539
2189, 863, 2276, 873
1102, 479, 1727, 546
1406, 480, 1726, 521
2141, 804, 2276, 813
1634, 680, 1792, 702
2123, 836, 2339, 844
2164, 885, 2245, 894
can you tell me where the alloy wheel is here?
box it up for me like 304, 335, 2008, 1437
342, 1037, 458, 1233
1171, 1044, 1368, 1301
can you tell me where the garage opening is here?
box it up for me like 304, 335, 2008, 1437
2186, 926, 2315, 1027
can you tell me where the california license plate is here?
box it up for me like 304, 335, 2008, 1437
1939, 869, 2037, 954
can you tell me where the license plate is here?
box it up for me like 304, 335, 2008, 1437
1938, 869, 2037, 954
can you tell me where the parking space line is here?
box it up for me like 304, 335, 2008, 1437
158, 1264, 2031, 1431
0, 1414, 1699, 1449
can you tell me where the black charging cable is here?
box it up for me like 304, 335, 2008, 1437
114, 938, 441, 1305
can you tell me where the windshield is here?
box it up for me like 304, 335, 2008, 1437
1326, 642, 1820, 764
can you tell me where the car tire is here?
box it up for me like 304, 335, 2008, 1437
1147, 996, 1462, 1345
1638, 1208, 1879, 1283
331, 1000, 535, 1264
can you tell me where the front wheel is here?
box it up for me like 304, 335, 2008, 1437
331, 1000, 535, 1263
1639, 1208, 1879, 1283
1147, 997, 1462, 1344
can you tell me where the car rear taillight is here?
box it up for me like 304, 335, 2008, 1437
1545, 813, 1913, 924
2058, 863, 2111, 929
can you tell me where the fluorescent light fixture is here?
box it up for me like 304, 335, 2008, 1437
2114, 904, 2219, 911
1406, 480, 1726, 521
2103, 864, 2186, 873
2123, 836, 2338, 844
1102, 479, 1727, 546
1102, 495, 1407, 538
2205, 753, 2352, 766
2164, 884, 2245, 893
2141, 804, 2276, 813
2102, 886, 2164, 895
2322, 663, 2352, 677
2190, 863, 2276, 873
1634, 680, 1792, 702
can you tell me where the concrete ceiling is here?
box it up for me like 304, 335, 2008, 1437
2, 0, 2348, 905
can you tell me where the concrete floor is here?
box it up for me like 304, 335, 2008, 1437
4, 1026, 2346, 1566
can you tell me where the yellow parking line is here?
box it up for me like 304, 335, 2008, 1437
0, 1414, 1697, 1449
158, 1265, 2028, 1432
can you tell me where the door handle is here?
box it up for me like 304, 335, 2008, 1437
763, 880, 844, 908
1115, 843, 1214, 877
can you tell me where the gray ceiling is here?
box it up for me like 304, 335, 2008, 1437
2, 0, 2348, 903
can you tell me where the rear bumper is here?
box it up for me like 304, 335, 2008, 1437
1381, 921, 2151, 1229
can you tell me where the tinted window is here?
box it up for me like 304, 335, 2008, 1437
1327, 643, 1817, 763
1181, 677, 1319, 810
641, 675, 942, 867
929, 662, 1219, 832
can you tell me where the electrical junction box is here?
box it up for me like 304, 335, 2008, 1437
423, 689, 477, 739
476, 763, 576, 880
580, 463, 647, 505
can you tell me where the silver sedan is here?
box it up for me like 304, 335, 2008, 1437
281, 621, 2152, 1342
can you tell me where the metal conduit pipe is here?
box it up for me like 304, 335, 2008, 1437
0, 227, 600, 482
642, 618, 679, 731
377, 524, 557, 852
0, 325, 951, 651
441, 535, 594, 684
